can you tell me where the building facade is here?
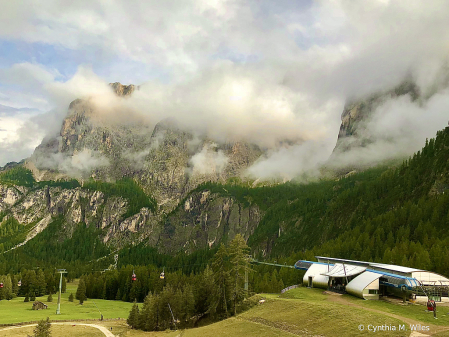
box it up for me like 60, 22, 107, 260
295, 256, 449, 301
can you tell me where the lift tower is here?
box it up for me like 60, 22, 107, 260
56, 269, 67, 314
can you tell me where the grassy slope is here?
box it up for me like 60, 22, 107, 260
0, 325, 103, 337
2, 286, 449, 336
0, 282, 133, 324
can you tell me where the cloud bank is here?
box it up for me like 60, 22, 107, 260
1, 0, 449, 179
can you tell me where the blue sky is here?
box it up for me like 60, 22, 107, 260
0, 0, 449, 176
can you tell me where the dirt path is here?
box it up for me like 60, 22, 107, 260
0, 322, 115, 336
326, 294, 449, 336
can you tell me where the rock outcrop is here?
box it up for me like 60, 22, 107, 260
29, 84, 263, 211
1, 81, 265, 254
333, 80, 420, 154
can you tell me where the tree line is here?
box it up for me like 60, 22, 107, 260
0, 268, 66, 301
72, 234, 300, 331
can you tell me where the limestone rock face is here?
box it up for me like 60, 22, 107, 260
0, 182, 153, 248
333, 80, 420, 153
157, 189, 263, 254
110, 82, 137, 97
30, 83, 263, 211
0, 185, 24, 212
3, 81, 266, 254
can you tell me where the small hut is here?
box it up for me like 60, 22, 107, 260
32, 301, 48, 310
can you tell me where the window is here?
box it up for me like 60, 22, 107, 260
369, 289, 378, 294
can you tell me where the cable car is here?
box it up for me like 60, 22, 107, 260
427, 299, 436, 311
18, 279, 21, 287
160, 268, 165, 279
131, 271, 137, 282
0, 283, 3, 288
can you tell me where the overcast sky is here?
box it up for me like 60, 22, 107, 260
1, 0, 449, 178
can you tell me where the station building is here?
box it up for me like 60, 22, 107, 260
295, 256, 449, 301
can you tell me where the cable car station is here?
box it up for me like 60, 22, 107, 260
296, 256, 449, 302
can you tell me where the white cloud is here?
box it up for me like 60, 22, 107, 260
1, 0, 449, 178
189, 143, 229, 176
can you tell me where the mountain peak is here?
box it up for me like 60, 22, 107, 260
109, 82, 137, 97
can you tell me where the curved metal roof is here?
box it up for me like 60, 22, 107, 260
321, 263, 366, 277
346, 271, 381, 298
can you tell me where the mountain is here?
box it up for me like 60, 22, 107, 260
332, 80, 420, 154
0, 82, 265, 265
28, 82, 263, 211
1, 81, 449, 276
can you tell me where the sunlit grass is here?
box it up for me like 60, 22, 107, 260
0, 281, 133, 324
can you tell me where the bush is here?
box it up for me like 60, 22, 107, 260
68, 293, 74, 302
47, 293, 53, 302
33, 317, 51, 337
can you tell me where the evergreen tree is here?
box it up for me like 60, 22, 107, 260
115, 288, 122, 301
195, 265, 215, 315
139, 292, 158, 331
36, 270, 46, 297
211, 244, 229, 318
75, 279, 86, 304
181, 284, 195, 325
228, 234, 251, 315
47, 293, 53, 302
127, 301, 140, 329
33, 317, 51, 337
61, 277, 66, 293
11, 274, 18, 296
68, 293, 74, 302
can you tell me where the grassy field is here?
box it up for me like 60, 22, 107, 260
0, 324, 104, 337
326, 292, 449, 326
0, 281, 133, 324
2, 285, 449, 336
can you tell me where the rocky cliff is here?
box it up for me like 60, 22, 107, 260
29, 83, 263, 209
0, 82, 264, 254
333, 80, 420, 154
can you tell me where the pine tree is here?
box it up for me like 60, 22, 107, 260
68, 293, 74, 302
127, 301, 140, 329
115, 288, 122, 301
228, 234, 251, 315
47, 294, 53, 302
75, 279, 86, 304
211, 244, 229, 318
36, 270, 46, 297
61, 277, 66, 293
181, 284, 195, 325
139, 292, 158, 331
33, 317, 51, 337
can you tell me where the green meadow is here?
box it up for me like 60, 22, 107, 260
0, 281, 133, 325
2, 285, 449, 337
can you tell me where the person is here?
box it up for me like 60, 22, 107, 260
433, 301, 437, 319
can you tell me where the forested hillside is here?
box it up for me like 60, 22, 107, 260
161, 126, 449, 276
1, 126, 449, 279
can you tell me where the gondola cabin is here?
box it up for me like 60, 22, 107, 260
18, 280, 21, 287
0, 282, 3, 288
131, 273, 136, 282
160, 271, 165, 279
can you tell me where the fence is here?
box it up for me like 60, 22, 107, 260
281, 284, 299, 294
